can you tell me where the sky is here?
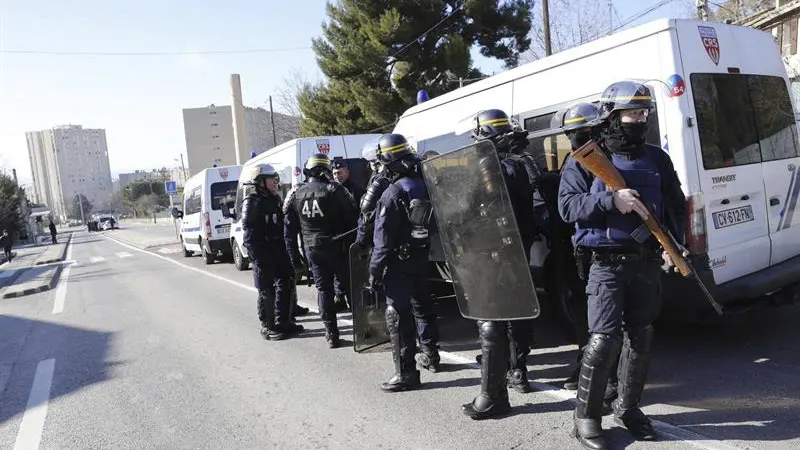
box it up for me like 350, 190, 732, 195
0, 0, 694, 189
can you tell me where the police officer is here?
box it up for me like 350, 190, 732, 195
284, 153, 359, 348
558, 82, 687, 448
355, 140, 391, 248
369, 133, 440, 391
462, 109, 540, 420
552, 102, 620, 411
333, 159, 366, 205
241, 163, 304, 341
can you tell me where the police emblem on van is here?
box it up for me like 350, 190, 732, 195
698, 26, 721, 65
219, 168, 229, 180
316, 139, 331, 154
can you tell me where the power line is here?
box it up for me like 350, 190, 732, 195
0, 46, 311, 56
389, 3, 464, 60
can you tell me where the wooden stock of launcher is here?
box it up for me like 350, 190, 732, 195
572, 140, 724, 315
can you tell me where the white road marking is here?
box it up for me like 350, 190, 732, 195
102, 234, 738, 450
116, 252, 133, 258
52, 241, 74, 315
13, 358, 55, 450
89, 256, 105, 263
157, 248, 181, 254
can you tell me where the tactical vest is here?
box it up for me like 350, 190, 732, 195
263, 194, 285, 243
393, 176, 433, 259
576, 147, 663, 248
293, 181, 339, 248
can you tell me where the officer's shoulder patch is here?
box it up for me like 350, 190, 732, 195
326, 183, 338, 193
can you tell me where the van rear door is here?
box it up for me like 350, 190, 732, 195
752, 76, 800, 266
677, 17, 774, 286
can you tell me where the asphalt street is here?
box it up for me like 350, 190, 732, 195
0, 225, 798, 450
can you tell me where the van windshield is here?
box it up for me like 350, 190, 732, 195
691, 73, 800, 170
210, 181, 238, 210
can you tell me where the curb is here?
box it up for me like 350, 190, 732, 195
1, 233, 71, 299
1, 273, 59, 299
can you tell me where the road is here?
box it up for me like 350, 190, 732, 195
0, 226, 798, 449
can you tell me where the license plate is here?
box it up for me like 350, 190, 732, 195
712, 205, 755, 229
216, 224, 231, 233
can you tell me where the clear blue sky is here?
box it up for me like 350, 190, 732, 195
0, 0, 692, 187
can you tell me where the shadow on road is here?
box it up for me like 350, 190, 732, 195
0, 314, 118, 425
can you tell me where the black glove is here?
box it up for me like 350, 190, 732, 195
368, 269, 383, 290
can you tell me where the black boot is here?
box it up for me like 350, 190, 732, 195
613, 326, 657, 441
462, 321, 512, 420
573, 333, 620, 450
414, 345, 441, 373
381, 306, 421, 392
324, 320, 340, 348
293, 304, 310, 317
276, 290, 304, 338
258, 292, 285, 341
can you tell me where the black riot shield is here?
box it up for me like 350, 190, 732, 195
422, 140, 540, 321
349, 242, 389, 352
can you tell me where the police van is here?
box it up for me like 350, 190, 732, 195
225, 135, 380, 270
393, 18, 800, 320
178, 165, 242, 264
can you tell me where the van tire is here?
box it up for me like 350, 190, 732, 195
202, 244, 215, 265
232, 240, 249, 271
181, 238, 193, 257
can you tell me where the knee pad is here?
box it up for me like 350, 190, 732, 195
583, 333, 621, 367
478, 320, 505, 344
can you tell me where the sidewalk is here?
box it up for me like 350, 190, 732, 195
0, 234, 72, 299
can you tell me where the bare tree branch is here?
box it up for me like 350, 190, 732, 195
274, 67, 319, 118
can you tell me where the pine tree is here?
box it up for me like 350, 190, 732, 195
299, 0, 533, 136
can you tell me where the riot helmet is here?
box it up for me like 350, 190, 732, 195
376, 133, 419, 175
598, 81, 654, 150
471, 109, 521, 152
361, 138, 382, 173
558, 102, 602, 150
598, 81, 654, 121
243, 163, 280, 196
303, 153, 333, 180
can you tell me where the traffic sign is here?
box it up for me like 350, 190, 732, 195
165, 181, 177, 194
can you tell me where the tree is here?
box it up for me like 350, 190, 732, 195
0, 171, 22, 237
71, 194, 93, 220
134, 194, 162, 217
705, 0, 773, 22
275, 67, 317, 119
123, 180, 168, 208
299, 0, 534, 136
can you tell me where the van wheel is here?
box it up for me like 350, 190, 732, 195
202, 242, 215, 265
232, 240, 249, 271
181, 238, 193, 257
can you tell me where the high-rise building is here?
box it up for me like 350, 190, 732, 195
26, 125, 113, 223
181, 104, 300, 176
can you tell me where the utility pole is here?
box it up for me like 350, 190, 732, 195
76, 192, 86, 224
269, 95, 278, 147
608, 0, 613, 34
543, 0, 552, 56
179, 154, 188, 181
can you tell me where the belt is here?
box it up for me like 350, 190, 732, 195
589, 246, 661, 264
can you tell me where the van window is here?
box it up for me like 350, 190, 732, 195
184, 187, 202, 215
691, 73, 800, 170
210, 181, 238, 210
234, 184, 244, 216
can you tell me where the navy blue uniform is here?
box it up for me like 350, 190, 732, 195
333, 179, 366, 304
370, 175, 439, 368
241, 192, 294, 328
558, 143, 685, 335
497, 154, 537, 382
284, 179, 358, 337
341, 179, 366, 207
356, 172, 391, 247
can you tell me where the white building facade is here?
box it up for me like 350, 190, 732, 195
26, 125, 113, 223
181, 104, 300, 177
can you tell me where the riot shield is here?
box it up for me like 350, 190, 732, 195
349, 242, 389, 352
422, 140, 540, 321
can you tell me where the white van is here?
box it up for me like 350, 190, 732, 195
179, 165, 242, 264
225, 135, 380, 270
394, 18, 800, 317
